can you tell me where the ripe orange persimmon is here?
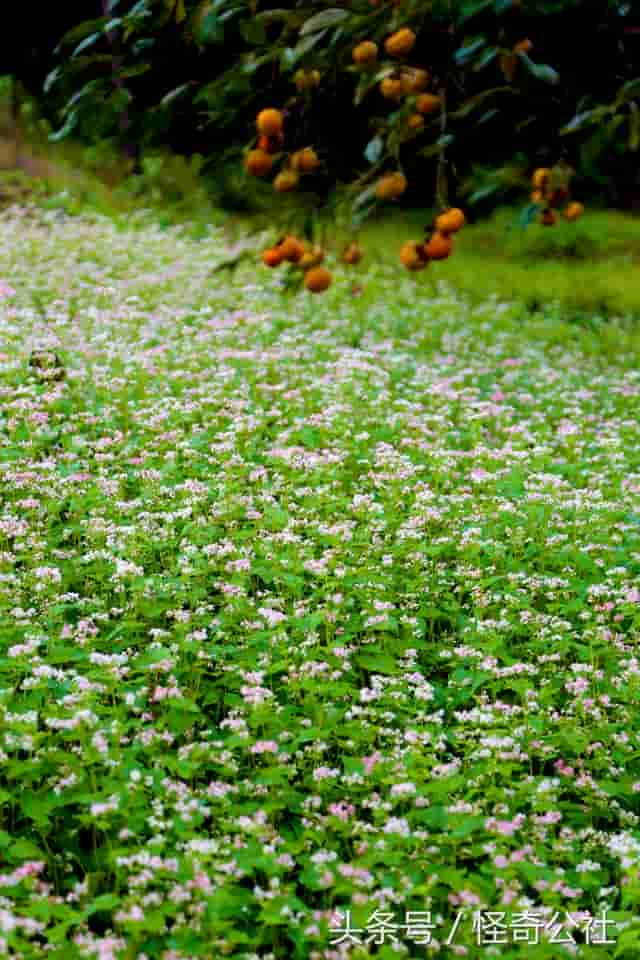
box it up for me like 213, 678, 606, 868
435, 208, 466, 234
424, 231, 453, 260
532, 167, 551, 190
564, 201, 584, 221
279, 235, 305, 262
514, 38, 533, 54
294, 68, 320, 91
262, 247, 284, 267
407, 114, 425, 131
531, 189, 544, 204
257, 133, 284, 154
380, 76, 404, 100
342, 243, 363, 265
547, 186, 570, 208
400, 241, 428, 271
353, 41, 378, 65
273, 170, 299, 192
298, 246, 325, 270
376, 172, 408, 200
245, 149, 273, 176
385, 28, 416, 58
304, 266, 332, 292
291, 148, 320, 173
401, 67, 430, 95
256, 109, 284, 137
415, 93, 441, 115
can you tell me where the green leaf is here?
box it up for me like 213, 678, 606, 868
518, 54, 559, 85
356, 652, 397, 674
560, 109, 599, 134
89, 894, 122, 913
72, 33, 103, 57
160, 83, 193, 108
49, 111, 79, 143
454, 37, 486, 65
286, 30, 328, 66
364, 135, 384, 164
452, 85, 513, 119
10, 838, 46, 860
299, 9, 349, 35
59, 18, 110, 47
468, 183, 501, 204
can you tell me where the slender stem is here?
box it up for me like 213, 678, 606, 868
435, 87, 448, 211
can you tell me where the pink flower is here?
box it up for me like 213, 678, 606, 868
328, 801, 355, 821
250, 740, 279, 754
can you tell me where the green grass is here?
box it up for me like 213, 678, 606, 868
350, 206, 640, 322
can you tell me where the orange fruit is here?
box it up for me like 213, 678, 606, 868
564, 201, 584, 221
342, 243, 363, 265
514, 38, 532, 54
376, 172, 408, 201
435, 208, 465, 234
401, 67, 430, 94
353, 41, 378, 66
385, 28, 416, 58
291, 148, 320, 174
298, 246, 325, 270
424, 231, 453, 260
262, 247, 284, 267
415, 93, 441, 115
245, 149, 273, 177
294, 68, 320, 91
400, 241, 428, 271
257, 133, 284, 154
547, 186, 570, 208
273, 170, 299, 192
304, 266, 332, 293
279, 235, 305, 262
539, 208, 557, 226
256, 109, 284, 137
380, 76, 404, 100
531, 167, 551, 190
407, 114, 425, 131
530, 189, 544, 204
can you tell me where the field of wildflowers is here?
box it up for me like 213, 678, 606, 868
1, 203, 640, 959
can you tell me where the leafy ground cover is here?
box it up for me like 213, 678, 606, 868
1, 202, 640, 959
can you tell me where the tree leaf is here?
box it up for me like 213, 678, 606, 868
161, 83, 193, 108
300, 9, 349, 35
560, 109, 598, 134
364, 135, 384, 164
72, 33, 103, 57
454, 37, 486, 65
518, 54, 559, 85
49, 111, 79, 143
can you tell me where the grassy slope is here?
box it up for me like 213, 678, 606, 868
348, 206, 640, 322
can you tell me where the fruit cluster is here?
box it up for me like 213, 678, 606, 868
245, 109, 321, 192
352, 29, 440, 132
530, 167, 584, 226
260, 236, 364, 294
400, 207, 466, 272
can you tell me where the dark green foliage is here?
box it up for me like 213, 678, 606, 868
4, 0, 640, 210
